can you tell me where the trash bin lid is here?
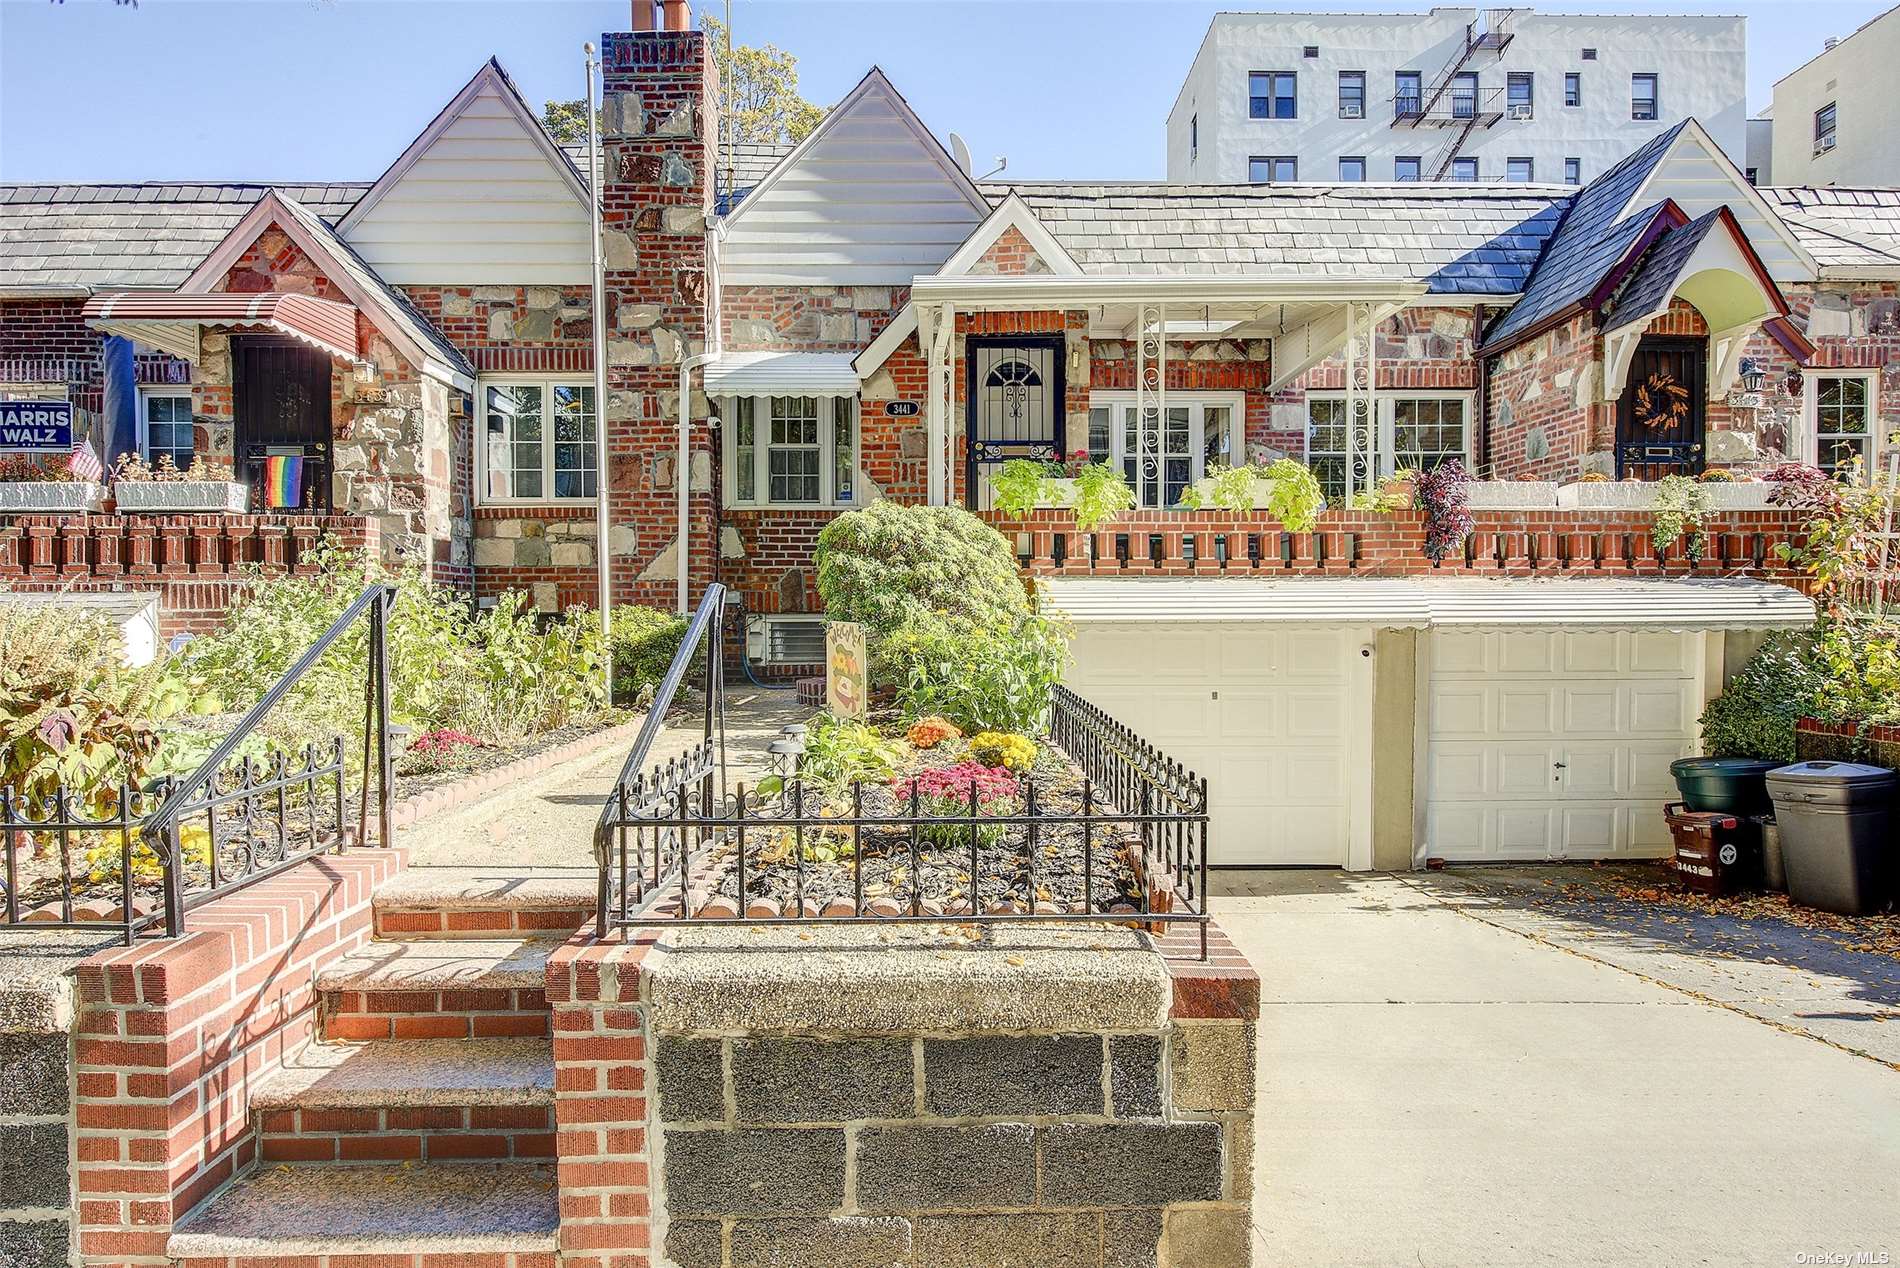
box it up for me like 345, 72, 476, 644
1765, 761, 1898, 807
1671, 757, 1782, 776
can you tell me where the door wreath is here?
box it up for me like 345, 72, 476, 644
1633, 371, 1692, 435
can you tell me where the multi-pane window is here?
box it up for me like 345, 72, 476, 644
1632, 73, 1659, 121
1338, 71, 1366, 118
481, 380, 597, 501
1811, 375, 1874, 476
1564, 72, 1582, 107
1306, 397, 1352, 503
1307, 394, 1470, 503
1338, 156, 1366, 182
1506, 156, 1534, 182
1394, 155, 1422, 181
1249, 71, 1297, 119
1507, 72, 1534, 117
1815, 101, 1838, 152
1450, 157, 1479, 181
1564, 157, 1582, 185
1394, 71, 1422, 118
1093, 395, 1240, 508
725, 395, 857, 506
142, 392, 193, 471
1451, 72, 1479, 119
1389, 397, 1469, 476
1249, 155, 1297, 183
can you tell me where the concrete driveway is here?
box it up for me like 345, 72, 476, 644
1213, 869, 1900, 1268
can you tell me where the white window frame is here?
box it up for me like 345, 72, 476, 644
138, 386, 195, 469
1802, 370, 1880, 475
719, 393, 861, 510
1088, 390, 1245, 508
475, 375, 600, 505
1304, 391, 1476, 500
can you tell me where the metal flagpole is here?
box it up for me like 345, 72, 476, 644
585, 42, 614, 703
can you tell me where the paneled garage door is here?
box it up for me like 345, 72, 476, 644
1424, 629, 1701, 861
1062, 623, 1362, 866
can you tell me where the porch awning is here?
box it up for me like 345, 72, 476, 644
703, 351, 860, 397
1039, 576, 1815, 632
82, 292, 360, 363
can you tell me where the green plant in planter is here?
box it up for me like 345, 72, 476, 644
988, 458, 1052, 519
1698, 629, 1826, 763
1067, 459, 1137, 534
1652, 474, 1711, 563
1259, 458, 1325, 533
1180, 463, 1260, 513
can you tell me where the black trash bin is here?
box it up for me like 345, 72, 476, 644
1671, 758, 1781, 817
1764, 762, 1897, 915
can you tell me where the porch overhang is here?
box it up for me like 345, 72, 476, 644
82, 292, 361, 364
1040, 576, 1814, 632
704, 350, 859, 397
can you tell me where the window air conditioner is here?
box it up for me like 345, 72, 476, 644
1815, 134, 1838, 154
1507, 104, 1533, 120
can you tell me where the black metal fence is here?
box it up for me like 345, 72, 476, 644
2, 585, 397, 944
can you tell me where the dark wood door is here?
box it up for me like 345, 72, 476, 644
1616, 337, 1706, 480
234, 336, 333, 511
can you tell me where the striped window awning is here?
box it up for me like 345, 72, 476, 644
81, 292, 360, 363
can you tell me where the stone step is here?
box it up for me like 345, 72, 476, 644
251, 1038, 556, 1164
372, 867, 595, 939
168, 1162, 558, 1268
316, 938, 553, 1041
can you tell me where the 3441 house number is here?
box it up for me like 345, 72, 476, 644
885, 401, 920, 417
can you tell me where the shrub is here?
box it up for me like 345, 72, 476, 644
601, 605, 696, 704
1699, 630, 1827, 763
968, 731, 1037, 772
1260, 458, 1326, 533
794, 714, 904, 791
1652, 474, 1710, 563
815, 501, 1028, 638
398, 728, 485, 776
1418, 460, 1474, 562
906, 717, 962, 750
887, 613, 1069, 735
1813, 617, 1900, 728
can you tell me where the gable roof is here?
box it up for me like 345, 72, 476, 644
1760, 186, 1900, 274
181, 191, 473, 390
1601, 207, 1783, 333
0, 183, 368, 293
934, 193, 1083, 277
1615, 118, 1816, 283
718, 67, 991, 285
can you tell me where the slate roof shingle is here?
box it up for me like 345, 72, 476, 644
1759, 186, 1900, 269
1603, 208, 1726, 332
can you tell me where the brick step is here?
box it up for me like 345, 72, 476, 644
253, 1038, 556, 1163
167, 1161, 558, 1268
316, 938, 554, 1041
372, 868, 595, 939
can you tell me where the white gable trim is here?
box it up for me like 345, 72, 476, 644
721, 67, 990, 234
854, 303, 919, 378
935, 194, 1083, 278
337, 58, 590, 235
1620, 119, 1818, 281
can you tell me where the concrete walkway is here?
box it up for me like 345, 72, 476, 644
1216, 870, 1900, 1268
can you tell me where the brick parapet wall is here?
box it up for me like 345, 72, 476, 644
70, 848, 404, 1266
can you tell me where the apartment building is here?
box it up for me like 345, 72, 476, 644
1166, 6, 1745, 186
1765, 4, 1900, 187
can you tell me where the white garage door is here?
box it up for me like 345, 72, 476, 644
1424, 629, 1702, 862
1062, 622, 1364, 866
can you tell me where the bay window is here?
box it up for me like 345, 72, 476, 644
1086, 393, 1242, 508
480, 379, 596, 502
723, 394, 858, 508
1306, 393, 1472, 503
1806, 372, 1877, 477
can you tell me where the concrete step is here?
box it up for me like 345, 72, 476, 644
316, 939, 553, 1041
372, 867, 595, 939
168, 1162, 558, 1267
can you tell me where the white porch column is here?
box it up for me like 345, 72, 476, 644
924, 303, 953, 506
1136, 303, 1166, 506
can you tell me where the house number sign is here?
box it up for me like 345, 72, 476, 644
0, 400, 74, 451
885, 401, 920, 417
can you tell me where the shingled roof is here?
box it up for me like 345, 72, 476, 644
0, 183, 369, 292
988, 181, 1569, 294
1759, 186, 1900, 270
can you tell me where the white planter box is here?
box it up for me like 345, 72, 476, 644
1188, 474, 1279, 512
0, 481, 104, 513
1466, 481, 1560, 510
1555, 480, 1772, 511
1038, 477, 1077, 509
112, 480, 248, 514
1700, 483, 1774, 510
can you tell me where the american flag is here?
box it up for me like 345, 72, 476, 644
66, 436, 103, 483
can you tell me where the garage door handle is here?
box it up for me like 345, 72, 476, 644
1553, 762, 1567, 769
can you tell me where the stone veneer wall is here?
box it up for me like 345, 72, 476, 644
548, 923, 1259, 1268
0, 935, 82, 1268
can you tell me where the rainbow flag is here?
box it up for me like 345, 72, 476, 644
263, 455, 304, 509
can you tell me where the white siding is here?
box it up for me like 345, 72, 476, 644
720, 77, 986, 286
342, 80, 591, 285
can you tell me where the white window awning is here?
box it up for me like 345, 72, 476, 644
703, 351, 860, 397
1040, 577, 1815, 632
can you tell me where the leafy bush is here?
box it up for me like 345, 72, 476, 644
600, 605, 697, 705
1065, 459, 1138, 533
988, 458, 1050, 518
1260, 458, 1326, 533
887, 613, 1069, 735
1418, 460, 1474, 562
1652, 474, 1711, 563
794, 714, 904, 791
1813, 617, 1900, 728
815, 501, 1028, 637
397, 728, 485, 776
1698, 630, 1827, 763
1180, 463, 1259, 513
968, 731, 1037, 772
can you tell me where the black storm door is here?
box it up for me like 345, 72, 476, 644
1616, 337, 1706, 480
234, 335, 334, 511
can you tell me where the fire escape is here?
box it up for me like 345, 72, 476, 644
1391, 8, 1520, 178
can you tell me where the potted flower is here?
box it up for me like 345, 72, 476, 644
1181, 458, 1326, 532
0, 453, 103, 513
110, 454, 248, 513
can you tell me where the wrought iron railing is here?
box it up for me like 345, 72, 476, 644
1, 585, 397, 944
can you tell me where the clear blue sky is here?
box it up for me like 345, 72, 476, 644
0, 0, 1889, 184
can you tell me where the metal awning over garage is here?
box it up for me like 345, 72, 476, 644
703, 350, 860, 397
83, 292, 360, 363
1040, 577, 1815, 631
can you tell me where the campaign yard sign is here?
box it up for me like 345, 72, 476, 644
0, 401, 74, 452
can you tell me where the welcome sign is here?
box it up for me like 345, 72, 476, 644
0, 400, 74, 451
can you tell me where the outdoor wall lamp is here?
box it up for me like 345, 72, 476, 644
1738, 359, 1766, 393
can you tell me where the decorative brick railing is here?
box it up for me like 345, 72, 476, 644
982, 508, 1810, 582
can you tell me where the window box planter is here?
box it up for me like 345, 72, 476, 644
1038, 477, 1077, 509
1465, 480, 1559, 510
1184, 473, 1279, 512
1556, 480, 1774, 511
0, 481, 105, 513
112, 480, 249, 514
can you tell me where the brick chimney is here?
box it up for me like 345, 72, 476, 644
597, 20, 718, 608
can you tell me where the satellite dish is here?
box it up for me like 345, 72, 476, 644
949, 132, 973, 175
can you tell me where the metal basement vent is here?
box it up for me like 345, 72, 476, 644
764, 617, 827, 665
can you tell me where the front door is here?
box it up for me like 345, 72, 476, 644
965, 336, 1064, 510
234, 336, 333, 511
1616, 337, 1706, 480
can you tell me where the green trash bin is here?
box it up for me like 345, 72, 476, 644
1764, 762, 1897, 916
1670, 758, 1780, 817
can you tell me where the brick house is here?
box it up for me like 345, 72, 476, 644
3, 2, 1899, 870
